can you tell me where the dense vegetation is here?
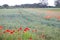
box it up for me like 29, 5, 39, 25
0, 8, 60, 40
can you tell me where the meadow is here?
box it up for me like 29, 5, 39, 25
0, 8, 60, 40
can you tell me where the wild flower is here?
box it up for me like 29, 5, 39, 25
18, 27, 22, 31
29, 37, 32, 40
24, 27, 30, 33
44, 16, 51, 19
56, 16, 60, 20
0, 26, 3, 30
5, 29, 11, 32
9, 31, 14, 34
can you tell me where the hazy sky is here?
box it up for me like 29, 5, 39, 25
48, 0, 55, 6
0, 0, 55, 6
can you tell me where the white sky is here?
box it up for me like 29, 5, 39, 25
0, 0, 55, 6
48, 0, 55, 6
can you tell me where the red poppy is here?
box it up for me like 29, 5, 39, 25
0, 26, 3, 30
18, 27, 22, 31
24, 27, 30, 33
29, 37, 32, 40
56, 16, 60, 20
9, 30, 15, 34
44, 16, 51, 19
5, 29, 11, 32
10, 31, 14, 34
24, 29, 27, 33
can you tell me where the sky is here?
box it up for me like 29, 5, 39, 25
48, 0, 55, 6
0, 0, 55, 6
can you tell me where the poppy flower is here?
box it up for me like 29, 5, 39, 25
5, 29, 11, 32
24, 29, 27, 33
18, 27, 22, 31
0, 26, 3, 30
9, 30, 15, 34
56, 16, 60, 20
10, 31, 14, 34
29, 37, 32, 40
44, 16, 51, 19
24, 27, 30, 33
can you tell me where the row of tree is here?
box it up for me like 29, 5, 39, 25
0, 0, 60, 8
0, 3, 54, 8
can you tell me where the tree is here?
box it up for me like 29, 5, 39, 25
40, 0, 48, 7
0, 6, 2, 9
55, 0, 60, 7
2, 4, 9, 8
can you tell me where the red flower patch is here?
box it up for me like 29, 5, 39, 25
9, 30, 15, 34
5, 29, 11, 32
0, 26, 3, 30
10, 31, 14, 34
24, 27, 30, 33
56, 16, 60, 20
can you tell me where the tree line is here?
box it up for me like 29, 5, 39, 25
0, 0, 60, 8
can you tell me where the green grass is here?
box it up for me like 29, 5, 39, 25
0, 8, 60, 40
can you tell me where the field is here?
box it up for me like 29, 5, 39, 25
0, 8, 60, 40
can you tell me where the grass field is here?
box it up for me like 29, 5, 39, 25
0, 8, 60, 40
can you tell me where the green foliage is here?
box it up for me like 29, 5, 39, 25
0, 8, 60, 40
